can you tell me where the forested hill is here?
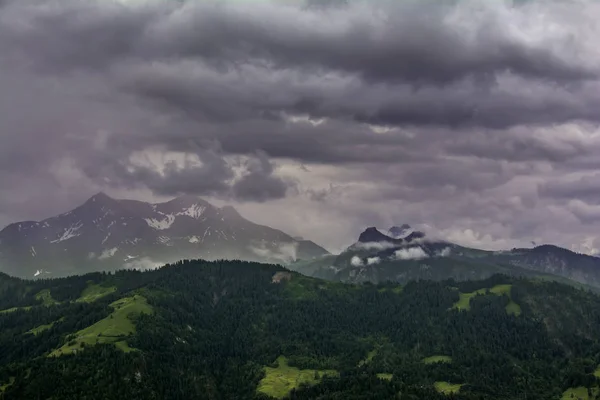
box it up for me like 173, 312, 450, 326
2, 261, 600, 399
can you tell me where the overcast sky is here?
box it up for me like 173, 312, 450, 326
1, 0, 600, 253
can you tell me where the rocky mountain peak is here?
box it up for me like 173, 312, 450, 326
358, 227, 397, 243
388, 224, 412, 239
0, 194, 329, 278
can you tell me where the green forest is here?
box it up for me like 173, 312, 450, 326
1, 260, 600, 399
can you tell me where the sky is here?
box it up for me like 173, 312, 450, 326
1, 0, 600, 254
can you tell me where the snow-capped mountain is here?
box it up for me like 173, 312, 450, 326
0, 193, 329, 278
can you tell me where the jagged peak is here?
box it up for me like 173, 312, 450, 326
87, 192, 114, 203
388, 224, 412, 239
79, 192, 120, 211
358, 227, 398, 243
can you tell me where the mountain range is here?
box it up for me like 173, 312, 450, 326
2, 194, 600, 290
291, 225, 600, 289
0, 193, 328, 278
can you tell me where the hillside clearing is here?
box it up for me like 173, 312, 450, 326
49, 295, 152, 357
1, 289, 58, 313
0, 305, 32, 314
358, 349, 377, 367
76, 282, 117, 303
257, 356, 338, 399
434, 381, 464, 395
0, 377, 15, 393
28, 317, 65, 336
376, 373, 393, 381
378, 286, 403, 294
452, 284, 521, 315
561, 386, 599, 400
422, 355, 452, 364
35, 289, 59, 306
28, 322, 55, 335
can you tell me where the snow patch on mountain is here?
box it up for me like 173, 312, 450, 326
145, 215, 175, 230
157, 236, 171, 244
177, 204, 206, 219
50, 222, 83, 243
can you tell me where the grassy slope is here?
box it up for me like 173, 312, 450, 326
28, 317, 66, 336
49, 295, 152, 357
376, 373, 393, 381
562, 367, 600, 400
452, 284, 522, 315
358, 349, 377, 367
0, 377, 15, 393
257, 356, 338, 399
0, 288, 59, 313
28, 321, 55, 335
35, 289, 59, 306
0, 305, 31, 314
422, 355, 452, 364
76, 282, 117, 303
434, 381, 464, 394
561, 386, 599, 400
1, 281, 113, 313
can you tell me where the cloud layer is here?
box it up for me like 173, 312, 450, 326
1, 0, 600, 254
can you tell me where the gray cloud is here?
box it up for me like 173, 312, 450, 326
232, 151, 296, 202
0, 0, 600, 254
539, 173, 600, 201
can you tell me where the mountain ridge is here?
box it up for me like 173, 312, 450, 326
292, 224, 600, 289
0, 193, 329, 278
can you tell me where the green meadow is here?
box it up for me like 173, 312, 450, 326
35, 289, 59, 306
49, 295, 152, 357
422, 355, 452, 364
376, 373, 393, 381
257, 356, 338, 399
76, 282, 117, 303
452, 284, 521, 315
561, 386, 599, 400
434, 381, 464, 395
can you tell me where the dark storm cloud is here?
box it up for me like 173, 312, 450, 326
115, 58, 600, 129
1, 0, 599, 130
232, 151, 296, 202
2, 0, 593, 85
